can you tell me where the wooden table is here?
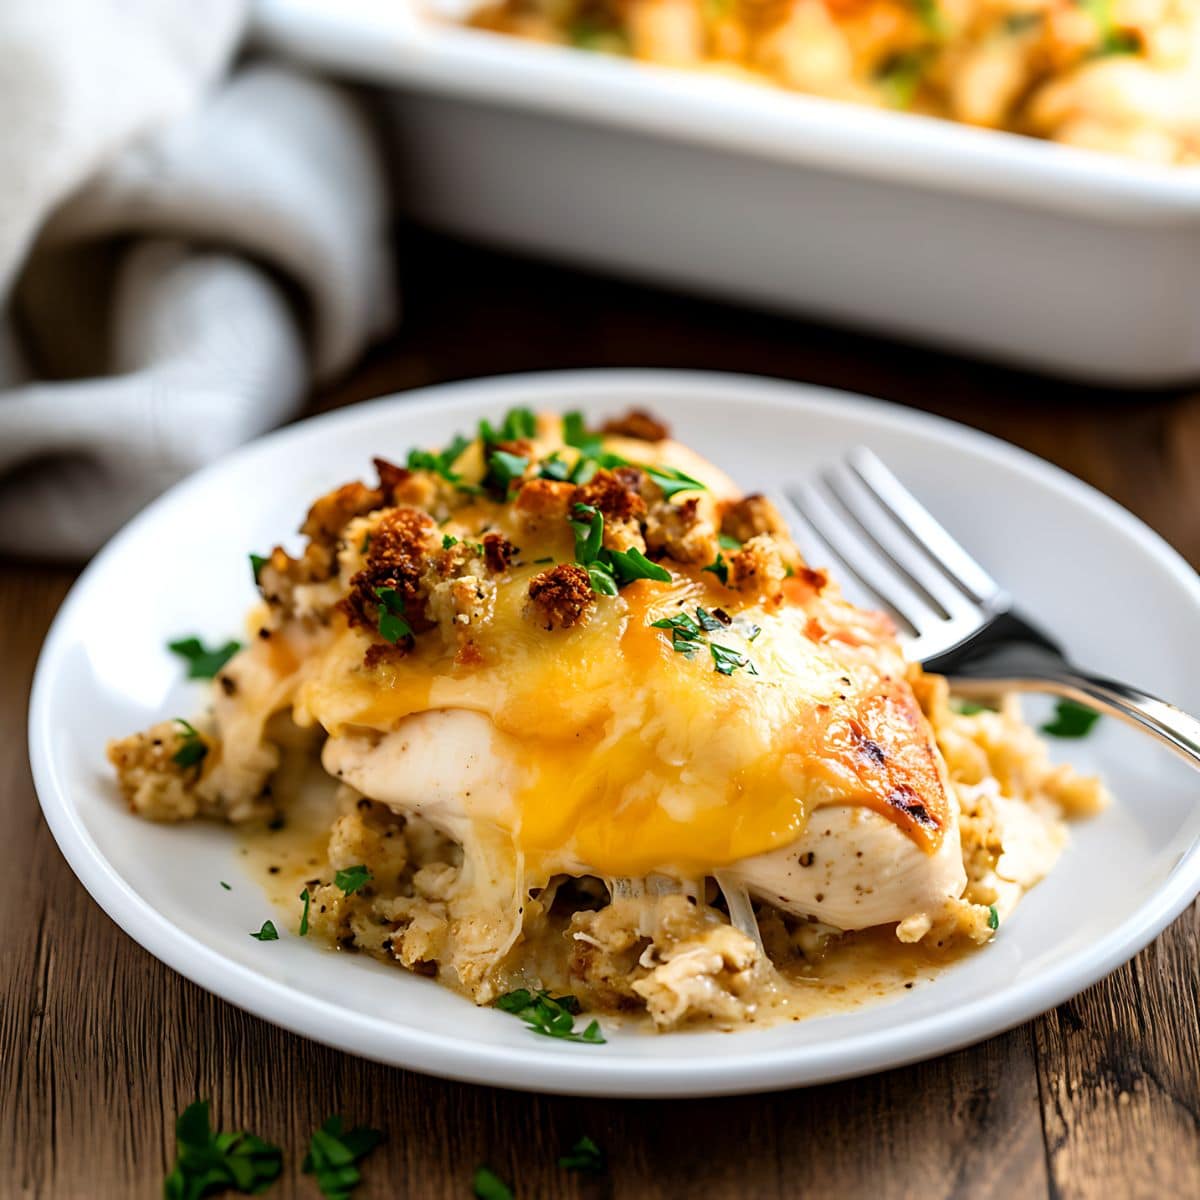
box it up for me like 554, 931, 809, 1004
3, 229, 1198, 1199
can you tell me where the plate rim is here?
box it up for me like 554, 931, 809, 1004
29, 368, 1200, 1097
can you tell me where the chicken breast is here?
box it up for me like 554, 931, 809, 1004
323, 708, 966, 932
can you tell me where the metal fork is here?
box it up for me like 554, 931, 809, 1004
781, 448, 1200, 771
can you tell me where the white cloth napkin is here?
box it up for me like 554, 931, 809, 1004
0, 1, 394, 559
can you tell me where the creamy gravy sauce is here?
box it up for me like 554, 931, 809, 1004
239, 768, 969, 1028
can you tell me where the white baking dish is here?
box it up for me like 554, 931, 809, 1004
255, 0, 1200, 385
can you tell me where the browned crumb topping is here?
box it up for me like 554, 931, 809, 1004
482, 532, 517, 573
644, 494, 717, 566
728, 534, 788, 597
720, 494, 789, 544
342, 506, 436, 640
601, 408, 671, 442
513, 477, 577, 533
527, 563, 594, 630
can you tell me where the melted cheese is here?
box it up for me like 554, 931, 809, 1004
291, 500, 950, 880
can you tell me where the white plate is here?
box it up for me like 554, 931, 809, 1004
30, 370, 1200, 1097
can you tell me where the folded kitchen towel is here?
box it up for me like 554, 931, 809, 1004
0, 0, 394, 559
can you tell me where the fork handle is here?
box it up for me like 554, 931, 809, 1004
949, 659, 1200, 772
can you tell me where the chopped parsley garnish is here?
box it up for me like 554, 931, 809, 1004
607, 545, 671, 585
168, 636, 241, 680
642, 463, 706, 499
569, 503, 671, 595
487, 449, 530, 493
164, 1100, 282, 1200
407, 432, 472, 485
480, 406, 537, 446
536, 452, 573, 482
334, 865, 372, 895
442, 534, 458, 550
1077, 0, 1139, 56
533, 556, 555, 565
912, 0, 945, 36
718, 532, 741, 551
220, 882, 231, 891
373, 586, 412, 645
250, 921, 278, 942
472, 1166, 515, 1200
559, 1135, 605, 1173
702, 553, 729, 585
710, 642, 758, 677
302, 1115, 384, 1200
298, 889, 311, 936
494, 988, 606, 1043
1040, 699, 1101, 739
987, 904, 1000, 931
877, 50, 926, 108
360, 532, 371, 554
172, 719, 208, 770
951, 698, 991, 716
563, 411, 603, 458
249, 553, 268, 585
652, 611, 756, 676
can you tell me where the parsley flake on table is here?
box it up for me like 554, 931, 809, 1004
334, 865, 372, 895
302, 1115, 384, 1200
373, 587, 412, 645
558, 1135, 605, 1173
172, 719, 208, 770
1040, 699, 1101, 739
168, 636, 242, 680
250, 921, 278, 942
494, 988, 606, 1043
472, 1165, 515, 1200
164, 1099, 282, 1200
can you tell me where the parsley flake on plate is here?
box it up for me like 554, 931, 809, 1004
302, 1115, 384, 1200
334, 865, 372, 895
172, 719, 208, 770
559, 1135, 605, 1173
472, 1165, 514, 1200
220, 881, 231, 891
298, 888, 311, 936
250, 921, 278, 942
164, 1099, 282, 1200
168, 636, 241, 680
494, 988, 606, 1044
987, 904, 1000, 931
1040, 699, 1101, 739
249, 553, 268, 586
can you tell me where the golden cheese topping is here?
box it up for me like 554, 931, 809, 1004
265, 409, 951, 881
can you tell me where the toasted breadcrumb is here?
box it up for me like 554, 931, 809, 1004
527, 563, 594, 630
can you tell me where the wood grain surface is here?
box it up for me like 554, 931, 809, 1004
2, 229, 1197, 1199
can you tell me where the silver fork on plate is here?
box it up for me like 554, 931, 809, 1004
779, 448, 1200, 771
